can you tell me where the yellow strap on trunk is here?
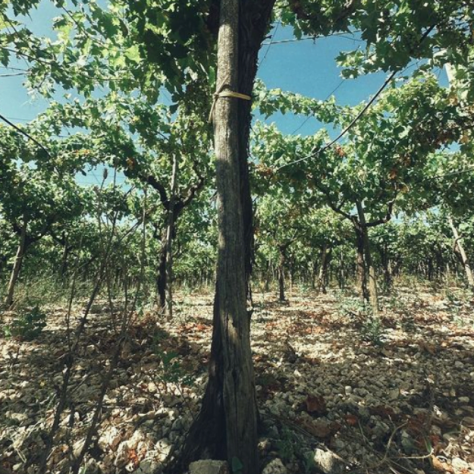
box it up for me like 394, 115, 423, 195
208, 85, 252, 123
217, 90, 251, 101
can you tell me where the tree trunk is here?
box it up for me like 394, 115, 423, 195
317, 244, 330, 294
338, 248, 345, 289
289, 260, 294, 291
366, 249, 380, 314
356, 202, 379, 314
265, 259, 271, 292
156, 156, 179, 316
355, 228, 369, 302
379, 245, 392, 292
237, 0, 276, 297
446, 262, 451, 286
5, 221, 28, 308
166, 155, 179, 319
156, 235, 167, 313
449, 216, 474, 290
278, 247, 286, 302
60, 236, 71, 279
166, 1, 264, 471
311, 260, 317, 290
210, 11, 259, 453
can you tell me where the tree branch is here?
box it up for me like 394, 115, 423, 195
366, 200, 395, 227
313, 182, 354, 222
0, 112, 51, 157
139, 174, 170, 211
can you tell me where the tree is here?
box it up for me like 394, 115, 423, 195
420, 150, 474, 290
0, 125, 89, 307
40, 94, 211, 313
254, 72, 473, 312
256, 193, 301, 302
3, 1, 474, 470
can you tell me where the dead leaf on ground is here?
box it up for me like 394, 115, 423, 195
431, 455, 454, 473
345, 414, 359, 426
301, 356, 321, 365
369, 405, 400, 421
128, 448, 140, 468
297, 418, 341, 438
417, 340, 438, 355
305, 395, 327, 416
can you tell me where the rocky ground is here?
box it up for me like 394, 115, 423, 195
1, 285, 474, 474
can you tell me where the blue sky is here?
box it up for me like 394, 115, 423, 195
1, 0, 450, 185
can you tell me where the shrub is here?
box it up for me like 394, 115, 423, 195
4, 305, 47, 341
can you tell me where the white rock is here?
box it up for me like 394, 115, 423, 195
98, 426, 122, 451
313, 448, 345, 474
9, 413, 28, 423
156, 438, 172, 461
262, 458, 288, 474
128, 429, 145, 450
70, 439, 85, 458
452, 458, 469, 470
115, 441, 130, 467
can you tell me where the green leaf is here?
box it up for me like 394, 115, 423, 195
0, 47, 9, 66
124, 45, 140, 63
169, 103, 179, 114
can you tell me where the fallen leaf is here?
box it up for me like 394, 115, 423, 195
417, 340, 437, 355
369, 405, 399, 420
298, 418, 340, 438
345, 414, 359, 426
305, 395, 327, 416
128, 448, 140, 468
431, 455, 454, 473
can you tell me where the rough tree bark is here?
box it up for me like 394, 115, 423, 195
164, 1, 275, 472
139, 159, 204, 315
209, 2, 260, 452
356, 202, 379, 314
278, 245, 286, 302
5, 220, 28, 308
311, 260, 317, 290
155, 231, 168, 313
338, 248, 346, 289
378, 244, 392, 291
355, 227, 369, 303
317, 244, 331, 294
449, 216, 474, 291
237, 0, 276, 298
165, 155, 178, 318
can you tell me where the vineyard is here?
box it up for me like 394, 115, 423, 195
0, 1, 474, 474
